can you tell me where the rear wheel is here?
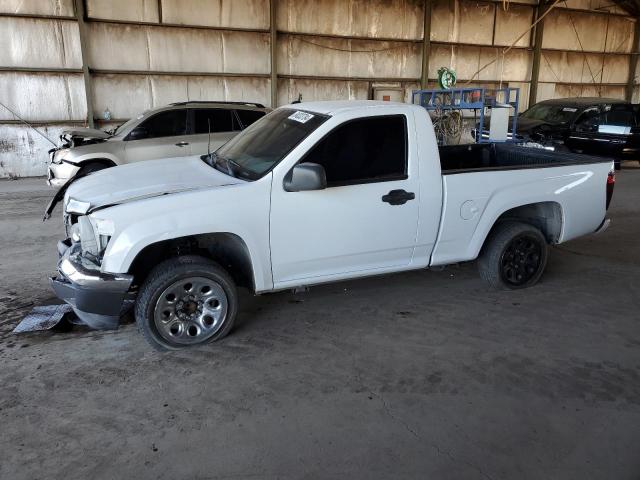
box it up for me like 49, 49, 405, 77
478, 222, 548, 290
135, 256, 238, 351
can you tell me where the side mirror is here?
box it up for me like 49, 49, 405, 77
127, 126, 148, 141
283, 162, 327, 192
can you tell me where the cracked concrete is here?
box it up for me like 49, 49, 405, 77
0, 167, 639, 479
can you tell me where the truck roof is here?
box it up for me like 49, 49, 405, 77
283, 100, 416, 116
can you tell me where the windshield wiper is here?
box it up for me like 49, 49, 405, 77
202, 152, 236, 178
225, 157, 258, 181
201, 152, 257, 181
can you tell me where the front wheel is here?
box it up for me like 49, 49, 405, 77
135, 256, 238, 351
478, 222, 548, 290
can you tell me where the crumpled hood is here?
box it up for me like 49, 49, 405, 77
61, 128, 112, 140
65, 155, 244, 211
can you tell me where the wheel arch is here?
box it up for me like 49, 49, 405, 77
128, 232, 257, 292
76, 157, 118, 169
480, 201, 564, 252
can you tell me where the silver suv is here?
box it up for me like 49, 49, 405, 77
47, 101, 269, 186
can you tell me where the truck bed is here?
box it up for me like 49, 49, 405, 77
439, 143, 612, 174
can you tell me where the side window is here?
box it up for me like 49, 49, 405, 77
602, 106, 635, 127
574, 107, 601, 133
236, 109, 266, 129
303, 115, 407, 186
138, 110, 187, 139
193, 109, 236, 134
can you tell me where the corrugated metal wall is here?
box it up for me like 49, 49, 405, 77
0, 0, 637, 177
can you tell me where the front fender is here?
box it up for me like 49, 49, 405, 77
63, 146, 123, 166
93, 176, 273, 292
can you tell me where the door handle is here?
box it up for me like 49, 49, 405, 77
175, 142, 189, 147
382, 189, 415, 205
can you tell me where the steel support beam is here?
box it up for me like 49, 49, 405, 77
421, 0, 432, 89
73, 0, 94, 128
529, 1, 547, 107
625, 20, 640, 101
270, 0, 278, 107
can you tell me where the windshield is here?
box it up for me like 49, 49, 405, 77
520, 103, 580, 124
111, 115, 144, 136
211, 108, 329, 179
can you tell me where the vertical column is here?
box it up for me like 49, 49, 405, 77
529, 0, 546, 107
270, 0, 278, 107
625, 19, 640, 102
421, 0, 432, 89
74, 0, 95, 128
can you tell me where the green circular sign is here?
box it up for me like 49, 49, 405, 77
437, 67, 457, 90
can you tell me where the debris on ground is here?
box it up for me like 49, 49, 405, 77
12, 304, 78, 333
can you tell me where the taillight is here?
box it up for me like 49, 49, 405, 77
606, 170, 615, 210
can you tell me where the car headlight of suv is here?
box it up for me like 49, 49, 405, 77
51, 148, 69, 164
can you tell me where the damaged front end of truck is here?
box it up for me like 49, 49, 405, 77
49, 194, 134, 330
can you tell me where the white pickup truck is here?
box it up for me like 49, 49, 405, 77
49, 101, 615, 350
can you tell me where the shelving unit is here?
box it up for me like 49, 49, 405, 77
411, 87, 520, 144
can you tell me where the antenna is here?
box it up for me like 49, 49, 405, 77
0, 100, 56, 147
207, 118, 212, 157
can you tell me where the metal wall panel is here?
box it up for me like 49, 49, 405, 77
86, 0, 159, 23
0, 72, 86, 121
561, 0, 626, 14
429, 45, 530, 81
542, 10, 608, 52
431, 0, 495, 45
86, 23, 270, 73
0, 124, 76, 178
0, 0, 74, 16
540, 51, 628, 84
278, 78, 368, 106
278, 35, 421, 79
0, 17, 81, 69
537, 82, 626, 102
494, 4, 534, 47
161, 0, 269, 29
277, 0, 424, 40
555, 83, 625, 98
92, 74, 269, 119
604, 17, 635, 53
279, 79, 420, 105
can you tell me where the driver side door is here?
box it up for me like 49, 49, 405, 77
269, 113, 420, 287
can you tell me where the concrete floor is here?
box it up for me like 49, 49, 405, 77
1, 167, 639, 480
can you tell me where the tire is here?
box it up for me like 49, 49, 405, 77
478, 221, 548, 290
78, 162, 109, 176
135, 255, 238, 351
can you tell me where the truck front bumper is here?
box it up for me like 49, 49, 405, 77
50, 240, 134, 329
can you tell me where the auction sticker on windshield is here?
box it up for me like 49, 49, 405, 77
288, 111, 314, 123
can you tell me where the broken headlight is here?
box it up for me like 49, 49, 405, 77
76, 216, 112, 260
66, 198, 90, 215
51, 148, 69, 164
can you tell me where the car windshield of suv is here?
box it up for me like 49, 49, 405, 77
520, 103, 579, 124
112, 115, 143, 136
208, 109, 329, 180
